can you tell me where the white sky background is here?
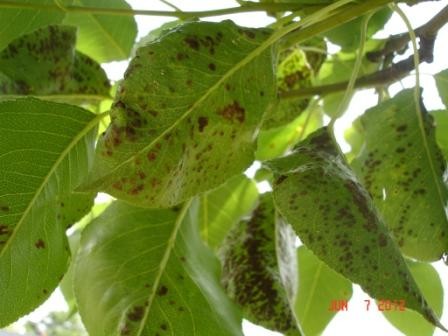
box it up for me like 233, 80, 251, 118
5, 1, 448, 335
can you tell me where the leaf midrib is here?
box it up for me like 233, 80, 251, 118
136, 199, 192, 336
72, 0, 127, 59
0, 110, 107, 258
91, 0, 355, 189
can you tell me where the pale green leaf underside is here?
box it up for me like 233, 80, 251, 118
0, 25, 110, 103
0, 98, 97, 326
256, 104, 323, 161
383, 260, 444, 336
269, 128, 443, 329
83, 20, 274, 208
435, 69, 448, 108
200, 174, 259, 249
432, 110, 448, 160
220, 194, 300, 335
0, 0, 64, 52
63, 0, 137, 62
75, 200, 243, 336
351, 89, 448, 261
295, 246, 353, 336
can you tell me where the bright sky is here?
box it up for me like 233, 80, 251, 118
5, 1, 448, 335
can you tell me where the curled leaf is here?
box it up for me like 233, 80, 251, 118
268, 127, 445, 330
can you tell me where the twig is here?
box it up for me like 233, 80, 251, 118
280, 4, 448, 100
0, 1, 320, 19
367, 4, 448, 61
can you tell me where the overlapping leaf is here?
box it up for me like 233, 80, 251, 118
219, 195, 301, 335
0, 0, 65, 51
200, 175, 259, 249
295, 246, 353, 336
0, 98, 97, 326
256, 103, 323, 161
383, 260, 443, 336
82, 20, 275, 208
63, 0, 137, 62
0, 25, 110, 103
323, 8, 391, 50
350, 90, 448, 261
75, 200, 243, 336
435, 69, 448, 107
268, 127, 445, 330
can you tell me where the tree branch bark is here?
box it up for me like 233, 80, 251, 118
280, 4, 448, 100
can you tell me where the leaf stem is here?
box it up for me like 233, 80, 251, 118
0, 1, 320, 18
330, 11, 373, 126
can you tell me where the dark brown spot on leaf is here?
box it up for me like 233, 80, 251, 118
35, 239, 45, 249
378, 233, 388, 247
184, 36, 200, 50
218, 101, 245, 123
127, 305, 144, 322
198, 117, 208, 132
157, 285, 168, 296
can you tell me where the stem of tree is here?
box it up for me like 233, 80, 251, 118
280, 4, 448, 100
0, 1, 320, 18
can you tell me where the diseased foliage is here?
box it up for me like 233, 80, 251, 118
1, 1, 448, 335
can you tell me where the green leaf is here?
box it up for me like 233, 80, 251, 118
59, 229, 81, 316
63, 0, 137, 62
268, 127, 445, 330
383, 261, 444, 336
323, 8, 391, 50
200, 175, 259, 249
431, 110, 448, 160
435, 69, 448, 107
295, 246, 353, 336
350, 90, 448, 261
0, 0, 65, 52
0, 98, 98, 326
75, 200, 243, 336
219, 194, 301, 335
343, 118, 364, 162
82, 21, 275, 208
0, 25, 110, 104
256, 104, 324, 161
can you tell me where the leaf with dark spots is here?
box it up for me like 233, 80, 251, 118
219, 195, 301, 335
268, 127, 445, 331
81, 20, 274, 208
262, 38, 325, 129
0, 25, 110, 104
0, 0, 64, 52
75, 200, 243, 336
350, 89, 448, 261
0, 98, 97, 326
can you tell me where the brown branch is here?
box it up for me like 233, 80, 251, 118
280, 5, 448, 100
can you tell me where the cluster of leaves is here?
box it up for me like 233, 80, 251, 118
1, 0, 448, 335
